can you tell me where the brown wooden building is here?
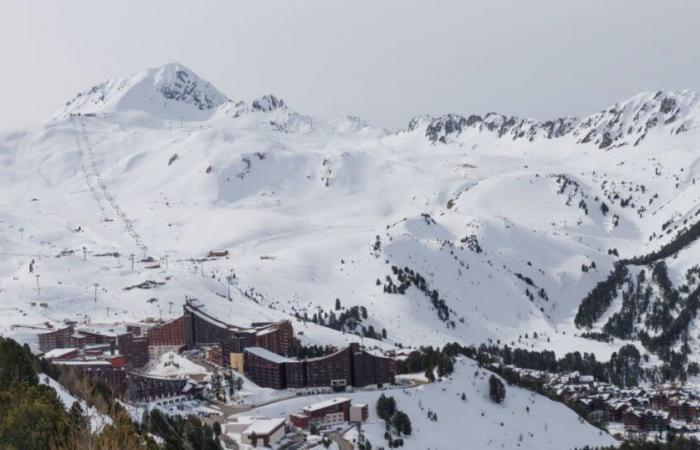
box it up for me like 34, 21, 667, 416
183, 298, 298, 361
52, 360, 128, 398
147, 316, 188, 347
39, 326, 148, 368
244, 342, 395, 390
38, 326, 80, 352
243, 347, 291, 390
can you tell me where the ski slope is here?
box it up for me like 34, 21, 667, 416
234, 358, 618, 449
2, 63, 700, 361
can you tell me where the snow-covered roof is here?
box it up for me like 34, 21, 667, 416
44, 347, 78, 359
144, 351, 209, 378
130, 371, 188, 382
244, 346, 293, 364
53, 359, 113, 366
243, 418, 285, 436
185, 299, 254, 331
228, 415, 268, 426
84, 343, 113, 350
304, 345, 353, 362
302, 397, 351, 413
255, 326, 278, 336
78, 324, 128, 337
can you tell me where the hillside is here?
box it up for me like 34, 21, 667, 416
2, 63, 700, 366
234, 358, 617, 449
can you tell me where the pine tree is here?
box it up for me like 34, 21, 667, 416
0, 337, 38, 389
424, 366, 435, 382
392, 411, 412, 436
376, 394, 397, 421
489, 375, 506, 403
68, 401, 87, 432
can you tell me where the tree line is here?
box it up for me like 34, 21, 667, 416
376, 394, 411, 448
0, 336, 221, 450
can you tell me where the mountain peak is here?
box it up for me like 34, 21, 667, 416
408, 89, 699, 148
573, 89, 698, 148
251, 94, 286, 112
54, 62, 229, 121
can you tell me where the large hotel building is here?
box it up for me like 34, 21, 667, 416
39, 297, 395, 394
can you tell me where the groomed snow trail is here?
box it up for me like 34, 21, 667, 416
71, 115, 150, 257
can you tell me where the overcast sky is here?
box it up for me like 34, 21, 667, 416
2, 1, 700, 131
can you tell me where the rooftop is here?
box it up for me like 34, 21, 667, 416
302, 397, 351, 413
43, 348, 78, 359
78, 324, 130, 337
227, 415, 268, 426
184, 297, 287, 332
243, 418, 285, 436
244, 346, 294, 364
52, 359, 113, 366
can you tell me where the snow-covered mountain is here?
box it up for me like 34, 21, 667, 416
55, 63, 229, 121
3, 62, 700, 368
409, 90, 698, 148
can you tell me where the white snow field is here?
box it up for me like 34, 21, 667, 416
232, 358, 617, 449
3, 62, 700, 447
144, 351, 209, 378
2, 64, 699, 358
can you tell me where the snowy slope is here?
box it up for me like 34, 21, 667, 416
39, 374, 112, 432
3, 63, 700, 362
232, 358, 617, 449
55, 63, 229, 121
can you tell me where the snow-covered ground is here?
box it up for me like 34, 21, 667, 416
144, 351, 209, 378
4, 65, 699, 358
4, 62, 700, 448
39, 373, 112, 432
231, 358, 618, 449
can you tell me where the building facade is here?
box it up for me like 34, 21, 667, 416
38, 326, 78, 352
52, 360, 128, 398
289, 397, 368, 430
352, 347, 396, 387
244, 343, 395, 390
126, 372, 190, 402
147, 316, 187, 347
244, 347, 290, 390
39, 326, 149, 368
183, 298, 298, 359
305, 347, 354, 389
117, 333, 149, 368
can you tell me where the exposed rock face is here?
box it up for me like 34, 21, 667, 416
156, 67, 224, 111
410, 90, 698, 148
55, 62, 229, 120
252, 95, 285, 112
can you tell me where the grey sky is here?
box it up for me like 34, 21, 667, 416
2, 1, 699, 131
